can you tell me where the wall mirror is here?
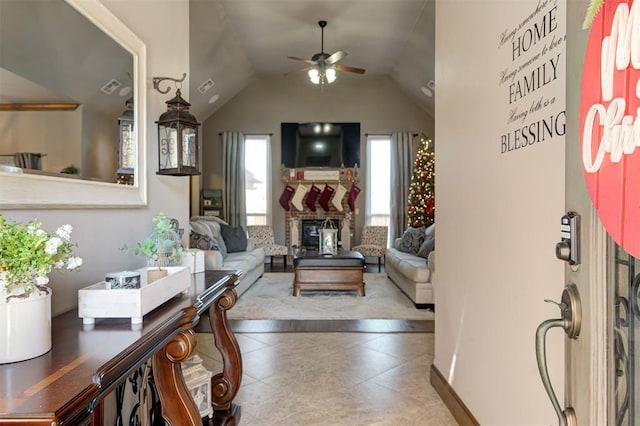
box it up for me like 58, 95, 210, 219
0, 0, 147, 208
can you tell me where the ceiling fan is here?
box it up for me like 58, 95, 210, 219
287, 20, 366, 85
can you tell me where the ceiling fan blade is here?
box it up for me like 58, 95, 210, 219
325, 50, 347, 65
335, 64, 366, 74
285, 67, 312, 76
288, 56, 316, 65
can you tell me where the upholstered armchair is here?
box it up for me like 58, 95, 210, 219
353, 226, 388, 271
247, 225, 288, 266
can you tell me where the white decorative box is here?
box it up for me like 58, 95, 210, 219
304, 169, 340, 181
180, 250, 205, 274
78, 266, 190, 325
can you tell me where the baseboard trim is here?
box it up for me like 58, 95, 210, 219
430, 364, 480, 426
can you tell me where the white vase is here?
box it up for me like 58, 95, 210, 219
0, 286, 52, 364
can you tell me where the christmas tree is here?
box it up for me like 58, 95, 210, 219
407, 135, 435, 228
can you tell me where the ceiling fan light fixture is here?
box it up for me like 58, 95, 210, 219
325, 67, 337, 83
308, 68, 320, 84
288, 19, 365, 85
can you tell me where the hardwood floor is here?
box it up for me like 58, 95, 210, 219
229, 319, 433, 333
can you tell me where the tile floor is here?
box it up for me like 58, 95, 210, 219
195, 331, 457, 425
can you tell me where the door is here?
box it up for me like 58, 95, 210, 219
550, 1, 640, 424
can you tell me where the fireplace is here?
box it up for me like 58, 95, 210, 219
301, 219, 340, 251
284, 183, 355, 251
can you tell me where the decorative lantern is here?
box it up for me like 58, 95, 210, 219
182, 355, 213, 419
117, 97, 135, 182
156, 89, 200, 176
319, 218, 338, 255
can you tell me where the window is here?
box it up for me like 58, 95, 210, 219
366, 135, 391, 231
244, 135, 271, 226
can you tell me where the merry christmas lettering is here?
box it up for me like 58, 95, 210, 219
583, 1, 640, 172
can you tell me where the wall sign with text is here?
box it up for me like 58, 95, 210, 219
497, 0, 566, 155
581, 0, 640, 257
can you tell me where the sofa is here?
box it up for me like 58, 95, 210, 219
385, 223, 435, 309
188, 216, 265, 296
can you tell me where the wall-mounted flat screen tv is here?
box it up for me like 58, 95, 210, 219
281, 122, 360, 168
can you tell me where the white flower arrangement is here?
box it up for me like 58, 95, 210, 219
0, 213, 82, 300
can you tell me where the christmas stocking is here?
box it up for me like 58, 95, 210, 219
348, 184, 361, 211
331, 184, 347, 211
318, 184, 335, 211
279, 184, 295, 211
305, 184, 321, 212
291, 184, 308, 211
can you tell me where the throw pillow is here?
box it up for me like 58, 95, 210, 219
213, 234, 228, 258
190, 232, 220, 251
220, 224, 248, 253
398, 226, 426, 254
417, 235, 435, 259
191, 215, 228, 226
425, 223, 435, 239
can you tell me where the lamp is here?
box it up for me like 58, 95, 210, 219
117, 97, 135, 184
153, 74, 201, 176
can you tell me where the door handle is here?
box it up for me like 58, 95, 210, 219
535, 283, 581, 426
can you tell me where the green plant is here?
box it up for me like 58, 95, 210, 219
583, 0, 604, 29
121, 213, 183, 269
0, 213, 82, 299
60, 164, 79, 174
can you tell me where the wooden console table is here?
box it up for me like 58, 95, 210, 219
0, 270, 243, 425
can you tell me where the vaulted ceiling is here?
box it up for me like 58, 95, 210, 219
0, 0, 435, 123
188, 0, 435, 121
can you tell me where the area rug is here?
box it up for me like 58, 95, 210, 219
226, 273, 434, 320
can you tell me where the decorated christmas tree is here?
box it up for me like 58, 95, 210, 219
407, 135, 435, 228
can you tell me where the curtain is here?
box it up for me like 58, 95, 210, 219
222, 132, 246, 228
390, 132, 413, 239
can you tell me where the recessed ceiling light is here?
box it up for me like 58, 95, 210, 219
119, 86, 132, 97
421, 86, 433, 97
208, 94, 220, 104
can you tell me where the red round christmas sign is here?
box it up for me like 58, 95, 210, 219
581, 0, 640, 257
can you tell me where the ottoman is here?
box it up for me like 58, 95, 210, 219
292, 251, 366, 296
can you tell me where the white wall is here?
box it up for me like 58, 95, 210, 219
2, 0, 191, 316
434, 1, 566, 424
200, 76, 434, 242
